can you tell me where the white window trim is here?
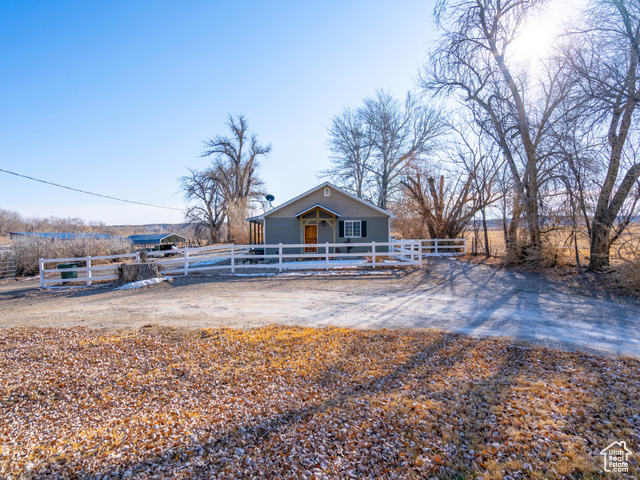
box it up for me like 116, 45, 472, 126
344, 220, 362, 238
324, 187, 330, 197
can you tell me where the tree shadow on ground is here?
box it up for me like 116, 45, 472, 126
29, 267, 417, 300
84, 334, 559, 479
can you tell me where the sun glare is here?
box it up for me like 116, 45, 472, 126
511, 15, 556, 64
508, 0, 580, 74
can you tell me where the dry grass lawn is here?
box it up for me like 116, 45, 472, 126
1, 327, 638, 479
463, 223, 640, 267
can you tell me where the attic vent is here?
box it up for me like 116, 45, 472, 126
324, 187, 330, 197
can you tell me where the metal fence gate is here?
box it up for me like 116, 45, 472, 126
0, 246, 15, 280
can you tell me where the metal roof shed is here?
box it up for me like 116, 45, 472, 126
128, 234, 187, 247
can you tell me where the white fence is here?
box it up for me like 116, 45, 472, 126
155, 240, 424, 276
412, 238, 467, 256
38, 238, 466, 287
39, 252, 140, 287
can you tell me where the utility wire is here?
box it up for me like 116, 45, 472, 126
0, 168, 183, 211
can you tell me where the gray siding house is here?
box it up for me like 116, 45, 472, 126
247, 182, 394, 252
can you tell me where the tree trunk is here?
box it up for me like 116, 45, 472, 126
378, 173, 389, 210
573, 228, 581, 271
502, 198, 509, 248
117, 263, 162, 285
588, 221, 611, 270
505, 199, 522, 257
481, 206, 490, 257
525, 173, 541, 248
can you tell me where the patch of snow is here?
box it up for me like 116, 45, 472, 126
192, 258, 411, 269
223, 270, 400, 278
190, 258, 227, 267
41, 285, 93, 291
115, 277, 166, 290
281, 259, 368, 269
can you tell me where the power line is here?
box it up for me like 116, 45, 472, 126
0, 168, 184, 211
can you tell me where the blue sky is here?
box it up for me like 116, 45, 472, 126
0, 1, 437, 225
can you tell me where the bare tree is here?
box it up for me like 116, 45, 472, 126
201, 115, 271, 242
179, 168, 226, 244
363, 90, 446, 209
322, 90, 446, 209
322, 107, 374, 200
389, 192, 429, 239
401, 163, 496, 239
563, 0, 640, 270
450, 117, 506, 256
0, 209, 25, 237
423, 0, 574, 254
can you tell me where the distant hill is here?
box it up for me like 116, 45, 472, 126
102, 223, 192, 236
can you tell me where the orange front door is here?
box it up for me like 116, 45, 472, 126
304, 224, 318, 252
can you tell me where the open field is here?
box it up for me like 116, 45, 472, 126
463, 223, 640, 265
1, 326, 638, 479
1, 258, 639, 357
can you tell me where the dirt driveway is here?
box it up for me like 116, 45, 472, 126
1, 258, 638, 357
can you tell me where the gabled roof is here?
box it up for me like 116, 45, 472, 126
247, 182, 395, 220
295, 204, 340, 218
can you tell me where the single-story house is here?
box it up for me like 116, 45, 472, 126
247, 182, 394, 252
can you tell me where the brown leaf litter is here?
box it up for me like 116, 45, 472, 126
0, 326, 638, 479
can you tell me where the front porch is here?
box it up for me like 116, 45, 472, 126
296, 204, 339, 253
248, 218, 264, 246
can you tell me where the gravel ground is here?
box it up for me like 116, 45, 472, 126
0, 258, 638, 358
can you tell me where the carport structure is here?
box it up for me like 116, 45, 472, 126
128, 233, 187, 248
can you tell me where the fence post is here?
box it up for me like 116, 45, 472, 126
325, 242, 329, 271
435, 238, 439, 255
230, 245, 235, 274
278, 243, 283, 273
39, 258, 45, 288
419, 240, 423, 262
184, 248, 189, 276
86, 256, 92, 286
135, 251, 141, 264
463, 238, 467, 254
372, 241, 376, 269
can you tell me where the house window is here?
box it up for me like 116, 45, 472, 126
344, 220, 361, 238
324, 187, 330, 197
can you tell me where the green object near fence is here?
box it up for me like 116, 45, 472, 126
58, 263, 78, 279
